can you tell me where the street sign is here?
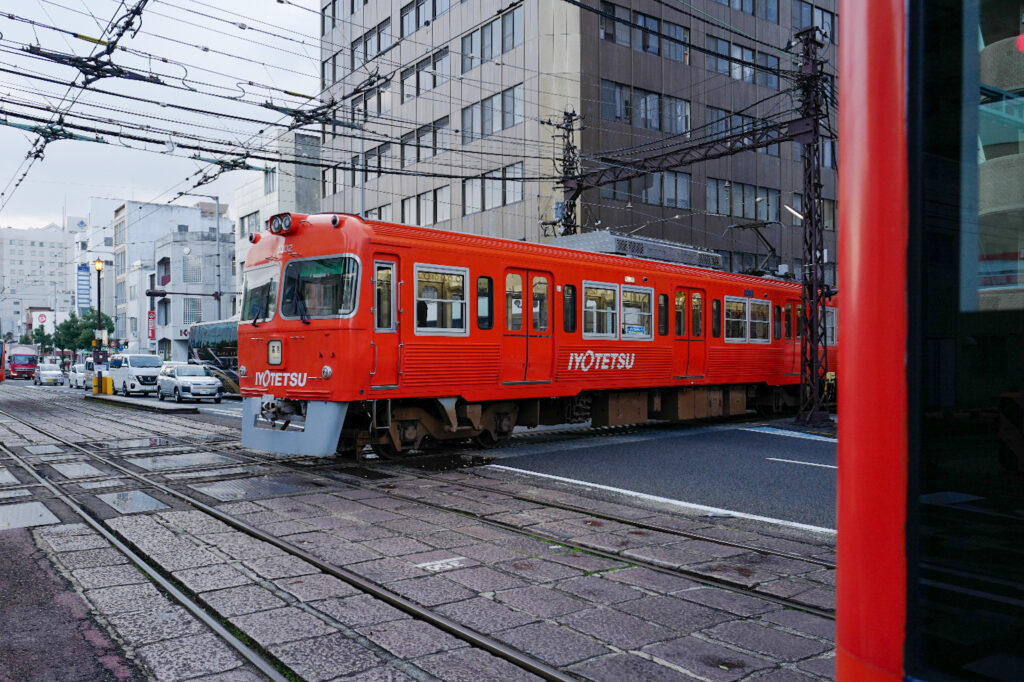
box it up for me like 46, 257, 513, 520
147, 311, 156, 339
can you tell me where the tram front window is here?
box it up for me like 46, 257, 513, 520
280, 256, 359, 319
241, 266, 279, 322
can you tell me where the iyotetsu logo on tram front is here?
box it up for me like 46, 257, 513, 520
567, 351, 635, 372
254, 371, 309, 387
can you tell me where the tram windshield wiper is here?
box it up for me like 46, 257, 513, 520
297, 282, 311, 325
251, 289, 269, 328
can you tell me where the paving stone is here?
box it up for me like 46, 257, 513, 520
137, 633, 242, 682
455, 542, 524, 564
274, 573, 360, 601
796, 655, 835, 678
496, 622, 608, 667
560, 608, 673, 649
544, 550, 628, 572
358, 619, 466, 659
620, 543, 718, 568
415, 647, 542, 682
726, 552, 823, 577
243, 555, 318, 580
555, 575, 645, 604
150, 546, 224, 571
621, 594, 735, 634
379, 518, 439, 534
643, 636, 772, 681
676, 587, 781, 617
569, 532, 653, 553
230, 606, 337, 647
333, 665, 416, 681
791, 588, 835, 610
804, 569, 837, 587
359, 536, 434, 557
174, 564, 251, 592
259, 519, 316, 536
404, 549, 479, 573
603, 566, 701, 593
493, 586, 590, 618
686, 560, 780, 586
309, 541, 383, 566
72, 564, 147, 589
491, 535, 558, 556
444, 566, 529, 593
269, 632, 383, 681
256, 498, 330, 518
704, 621, 831, 662
348, 557, 428, 583
53, 547, 129, 570
191, 670, 267, 682
312, 594, 409, 627
86, 583, 172, 615
201, 533, 287, 560
419, 530, 480, 549
332, 524, 401, 541
234, 510, 287, 526
200, 585, 287, 616
434, 597, 536, 634
457, 525, 517, 542
569, 653, 699, 682
760, 610, 836, 641
494, 557, 584, 582
157, 510, 234, 535
107, 605, 207, 646
758, 578, 814, 599
388, 576, 477, 607
36, 522, 91, 537
41, 532, 111, 552
748, 668, 819, 681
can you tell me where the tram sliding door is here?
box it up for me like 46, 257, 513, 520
371, 257, 400, 388
502, 269, 554, 383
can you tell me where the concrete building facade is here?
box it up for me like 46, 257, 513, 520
0, 225, 74, 339
320, 0, 837, 279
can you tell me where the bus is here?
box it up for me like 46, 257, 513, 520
187, 318, 239, 395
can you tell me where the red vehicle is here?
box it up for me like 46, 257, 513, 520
5, 343, 39, 380
0, 340, 5, 383
838, 0, 1023, 680
239, 213, 837, 456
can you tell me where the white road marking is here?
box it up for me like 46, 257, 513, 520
766, 457, 838, 469
199, 408, 243, 418
740, 426, 837, 443
486, 465, 836, 534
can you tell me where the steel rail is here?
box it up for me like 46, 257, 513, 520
0, 405, 577, 682
0, 442, 290, 682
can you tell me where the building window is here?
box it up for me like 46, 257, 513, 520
415, 265, 468, 334
183, 297, 202, 326
462, 162, 523, 215
182, 255, 203, 284
129, 317, 138, 335
239, 211, 260, 236
599, 2, 630, 46
757, 53, 780, 89
633, 89, 660, 130
707, 178, 730, 215
731, 182, 757, 219
461, 84, 523, 143
600, 80, 631, 123
664, 96, 690, 135
791, 192, 804, 226
706, 36, 731, 74
263, 168, 277, 194
756, 187, 781, 221
664, 22, 689, 63
792, 1, 835, 43
665, 171, 691, 208
462, 6, 524, 73
731, 44, 755, 82
632, 12, 659, 55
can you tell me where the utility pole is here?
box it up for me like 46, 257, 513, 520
793, 26, 831, 426
546, 110, 582, 236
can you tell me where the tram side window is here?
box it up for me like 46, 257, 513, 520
506, 273, 523, 331
692, 292, 703, 337
477, 276, 493, 329
773, 305, 782, 340
563, 284, 577, 333
749, 300, 771, 343
622, 287, 653, 339
583, 283, 618, 339
785, 303, 793, 339
675, 291, 686, 336
658, 294, 669, 336
712, 298, 722, 337
796, 304, 803, 337
415, 266, 468, 334
375, 263, 394, 330
725, 297, 748, 342
533, 276, 549, 332
825, 307, 837, 346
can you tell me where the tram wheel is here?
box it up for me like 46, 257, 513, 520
371, 437, 401, 459
471, 430, 501, 449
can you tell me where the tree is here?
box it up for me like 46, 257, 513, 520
54, 313, 81, 358
75, 308, 115, 351
32, 327, 53, 355
18, 334, 32, 344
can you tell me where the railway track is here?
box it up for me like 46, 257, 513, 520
24, 392, 837, 618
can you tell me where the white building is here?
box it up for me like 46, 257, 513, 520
232, 130, 320, 297
111, 200, 230, 348
152, 230, 236, 361
71, 197, 121, 324
0, 224, 74, 339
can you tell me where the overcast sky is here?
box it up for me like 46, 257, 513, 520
0, 0, 320, 229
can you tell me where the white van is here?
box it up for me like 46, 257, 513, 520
108, 353, 163, 396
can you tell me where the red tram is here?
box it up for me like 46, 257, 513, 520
838, 0, 1023, 679
238, 215, 837, 457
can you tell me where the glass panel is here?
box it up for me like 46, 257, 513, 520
506, 273, 523, 331
532, 276, 549, 332
749, 300, 771, 341
692, 292, 703, 337
563, 284, 577, 333
675, 291, 687, 336
416, 270, 465, 330
477, 276, 493, 329
281, 257, 359, 318
725, 299, 748, 341
583, 285, 617, 336
375, 264, 393, 329
621, 289, 652, 338
241, 266, 279, 322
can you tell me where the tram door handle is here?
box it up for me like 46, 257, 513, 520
369, 341, 378, 376
398, 342, 404, 376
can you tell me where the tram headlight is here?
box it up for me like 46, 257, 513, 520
281, 214, 292, 231
268, 340, 282, 365
270, 216, 283, 234
321, 365, 332, 379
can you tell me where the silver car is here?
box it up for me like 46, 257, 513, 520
68, 363, 87, 389
157, 363, 223, 403
33, 363, 64, 386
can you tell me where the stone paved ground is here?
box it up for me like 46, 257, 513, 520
1, 383, 837, 680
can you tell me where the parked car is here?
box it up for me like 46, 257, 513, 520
68, 363, 87, 389
33, 363, 64, 386
157, 363, 223, 403
82, 358, 97, 389
109, 353, 162, 396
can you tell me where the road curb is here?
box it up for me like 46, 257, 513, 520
83, 393, 199, 414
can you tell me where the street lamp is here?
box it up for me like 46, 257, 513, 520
94, 259, 104, 389
179, 193, 223, 319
